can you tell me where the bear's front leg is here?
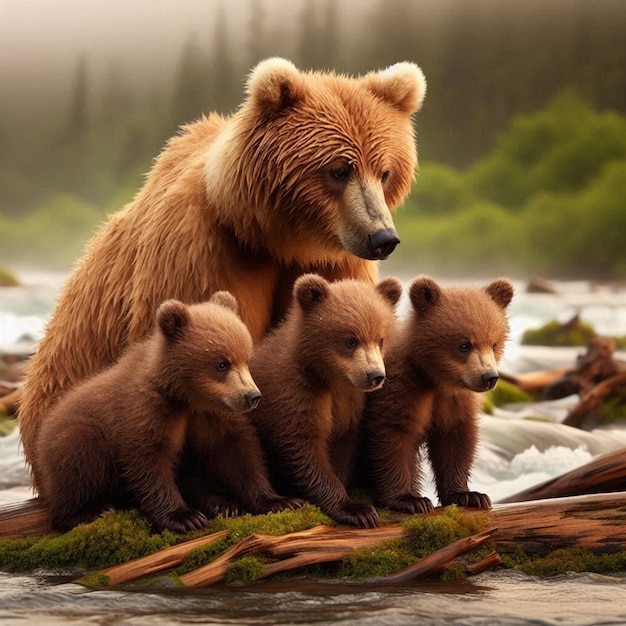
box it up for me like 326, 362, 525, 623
427, 394, 491, 510
283, 439, 379, 528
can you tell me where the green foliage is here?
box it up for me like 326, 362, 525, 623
521, 319, 596, 347
226, 556, 266, 585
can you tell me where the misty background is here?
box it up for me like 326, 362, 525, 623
1, 0, 625, 278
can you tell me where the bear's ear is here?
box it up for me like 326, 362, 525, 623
210, 291, 240, 317
485, 278, 514, 310
409, 275, 441, 314
157, 299, 190, 340
246, 57, 307, 117
376, 277, 403, 308
363, 62, 427, 114
294, 273, 330, 314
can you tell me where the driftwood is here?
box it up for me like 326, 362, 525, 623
491, 491, 626, 556
502, 337, 626, 429
370, 528, 496, 584
0, 387, 20, 415
499, 447, 626, 503
0, 497, 50, 538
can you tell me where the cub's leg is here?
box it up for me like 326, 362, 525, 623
427, 394, 491, 509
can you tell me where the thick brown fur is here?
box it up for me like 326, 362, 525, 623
360, 276, 514, 514
19, 58, 426, 491
249, 274, 402, 528
35, 293, 300, 533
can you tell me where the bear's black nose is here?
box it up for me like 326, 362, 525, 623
245, 390, 262, 410
482, 372, 499, 391
368, 369, 386, 389
368, 229, 400, 259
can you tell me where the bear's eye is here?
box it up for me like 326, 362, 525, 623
216, 360, 230, 372
379, 338, 384, 348
459, 342, 472, 353
493, 343, 498, 352
330, 166, 351, 182
345, 337, 358, 349
381, 170, 390, 183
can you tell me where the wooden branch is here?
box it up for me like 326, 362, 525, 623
499, 447, 626, 503
179, 524, 407, 588
371, 527, 496, 584
563, 371, 626, 428
93, 529, 229, 587
500, 369, 568, 394
463, 551, 503, 575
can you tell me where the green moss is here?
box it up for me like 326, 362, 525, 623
521, 318, 596, 347
516, 547, 626, 577
226, 555, 266, 585
0, 268, 19, 287
339, 507, 493, 581
0, 510, 178, 573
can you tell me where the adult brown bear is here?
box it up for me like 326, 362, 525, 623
19, 58, 426, 491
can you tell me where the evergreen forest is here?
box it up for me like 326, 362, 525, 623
1, 0, 625, 279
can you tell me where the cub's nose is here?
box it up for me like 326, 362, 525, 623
482, 372, 499, 391
368, 369, 386, 390
245, 390, 262, 410
368, 229, 400, 259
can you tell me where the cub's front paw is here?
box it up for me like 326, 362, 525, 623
445, 491, 492, 509
154, 506, 208, 533
386, 494, 434, 515
333, 501, 379, 528
201, 495, 241, 518
263, 496, 306, 513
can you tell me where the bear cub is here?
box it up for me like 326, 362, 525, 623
360, 275, 514, 514
36, 293, 298, 532
249, 274, 402, 528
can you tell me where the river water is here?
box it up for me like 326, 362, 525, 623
1, 271, 626, 625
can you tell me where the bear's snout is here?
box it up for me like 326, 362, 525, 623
368, 229, 400, 260
244, 389, 262, 410
368, 369, 386, 390
481, 371, 499, 391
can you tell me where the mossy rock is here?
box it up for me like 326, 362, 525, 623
486, 379, 534, 408
0, 268, 19, 287
521, 318, 596, 347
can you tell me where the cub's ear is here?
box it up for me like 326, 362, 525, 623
210, 291, 240, 317
363, 62, 427, 114
157, 299, 190, 340
409, 275, 441, 314
294, 274, 330, 314
485, 278, 514, 309
376, 277, 403, 308
246, 57, 306, 116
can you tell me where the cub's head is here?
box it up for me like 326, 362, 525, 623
408, 276, 514, 393
219, 58, 426, 264
293, 274, 402, 391
156, 292, 260, 414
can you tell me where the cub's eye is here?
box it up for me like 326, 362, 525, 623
379, 338, 384, 348
493, 343, 498, 351
459, 342, 472, 353
381, 170, 390, 183
216, 361, 230, 372
330, 165, 351, 181
345, 337, 358, 349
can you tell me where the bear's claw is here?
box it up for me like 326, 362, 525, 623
444, 491, 492, 509
386, 494, 434, 515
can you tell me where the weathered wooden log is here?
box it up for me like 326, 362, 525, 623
179, 524, 407, 587
371, 527, 496, 584
500, 369, 568, 395
491, 491, 626, 556
0, 497, 50, 538
563, 371, 626, 428
93, 529, 229, 587
499, 447, 626, 503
